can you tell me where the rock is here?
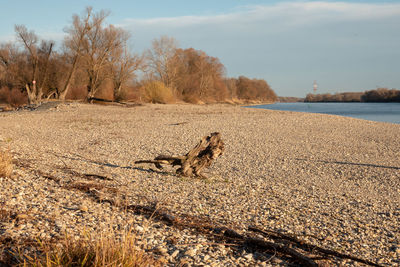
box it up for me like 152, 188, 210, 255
79, 205, 88, 212
184, 248, 197, 257
155, 247, 168, 255
134, 225, 144, 232
16, 214, 29, 220
244, 253, 253, 261
271, 257, 283, 264
171, 249, 180, 258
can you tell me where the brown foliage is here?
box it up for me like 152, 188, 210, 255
173, 48, 229, 102
0, 87, 27, 106
119, 84, 143, 102
234, 76, 277, 102
65, 86, 87, 100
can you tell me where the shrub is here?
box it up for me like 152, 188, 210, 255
0, 87, 27, 107
142, 81, 174, 104
65, 86, 87, 100
0, 148, 13, 178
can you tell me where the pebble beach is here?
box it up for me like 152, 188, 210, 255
1, 102, 399, 266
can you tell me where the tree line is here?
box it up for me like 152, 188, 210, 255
305, 88, 400, 103
0, 7, 276, 106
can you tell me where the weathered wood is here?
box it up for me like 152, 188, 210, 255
135, 132, 224, 177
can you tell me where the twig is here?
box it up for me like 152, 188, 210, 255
248, 226, 382, 267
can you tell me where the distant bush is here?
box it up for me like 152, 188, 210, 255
278, 96, 304, 103
305, 92, 362, 102
0, 148, 13, 178
172, 48, 230, 103
234, 76, 277, 102
305, 89, 400, 103
0, 87, 27, 106
362, 88, 400, 102
142, 81, 174, 104
65, 86, 87, 100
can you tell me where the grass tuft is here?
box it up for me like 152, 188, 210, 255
142, 81, 175, 104
20, 231, 162, 267
0, 148, 13, 178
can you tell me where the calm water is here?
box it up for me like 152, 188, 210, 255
249, 102, 400, 124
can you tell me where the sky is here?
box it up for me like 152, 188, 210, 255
1, 0, 399, 97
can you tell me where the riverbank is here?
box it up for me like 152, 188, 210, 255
1, 103, 399, 266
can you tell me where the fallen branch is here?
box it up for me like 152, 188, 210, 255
135, 132, 224, 177
248, 226, 382, 267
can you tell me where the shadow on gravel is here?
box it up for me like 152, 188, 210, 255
58, 154, 172, 176
295, 158, 400, 170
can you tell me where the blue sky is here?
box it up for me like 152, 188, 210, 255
1, 0, 399, 97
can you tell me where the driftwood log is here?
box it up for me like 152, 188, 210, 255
135, 132, 224, 177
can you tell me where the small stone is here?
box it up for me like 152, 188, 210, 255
171, 249, 179, 258
272, 257, 283, 264
135, 225, 144, 232
392, 246, 400, 254
244, 253, 253, 261
156, 247, 168, 255
79, 205, 88, 212
184, 248, 197, 257
16, 214, 29, 220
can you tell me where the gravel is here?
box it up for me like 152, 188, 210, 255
0, 102, 399, 266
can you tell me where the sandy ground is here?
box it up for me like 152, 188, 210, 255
0, 102, 399, 266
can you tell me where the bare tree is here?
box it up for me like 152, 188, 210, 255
60, 7, 94, 100
146, 36, 178, 89
14, 25, 54, 104
62, 7, 136, 102
173, 48, 228, 102
83, 24, 129, 99
110, 44, 143, 101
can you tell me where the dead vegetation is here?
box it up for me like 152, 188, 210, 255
0, 148, 13, 177
1, 231, 162, 267
26, 233, 162, 267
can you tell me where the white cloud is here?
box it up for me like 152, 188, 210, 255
119, 1, 400, 96
121, 2, 400, 33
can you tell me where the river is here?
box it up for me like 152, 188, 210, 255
249, 102, 400, 124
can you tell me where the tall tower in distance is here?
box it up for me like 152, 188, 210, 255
313, 80, 318, 94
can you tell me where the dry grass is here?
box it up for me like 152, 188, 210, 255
19, 231, 162, 267
142, 81, 175, 104
0, 148, 13, 178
